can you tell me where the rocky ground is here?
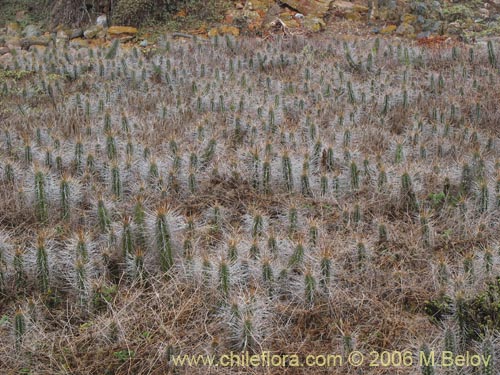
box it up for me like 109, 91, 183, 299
1, 0, 500, 58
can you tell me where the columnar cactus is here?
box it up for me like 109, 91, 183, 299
121, 216, 134, 257
97, 197, 111, 233
59, 174, 72, 221
34, 168, 49, 223
289, 240, 305, 269
262, 158, 271, 195
350, 161, 359, 190
36, 234, 50, 294
282, 151, 293, 192
478, 180, 489, 213
14, 309, 26, 349
154, 206, 176, 274
401, 172, 418, 212
249, 239, 260, 260
304, 270, 316, 306
133, 196, 147, 251
420, 343, 435, 375
128, 248, 145, 282
219, 259, 230, 298
227, 238, 238, 262
288, 205, 298, 235
320, 250, 331, 290
487, 40, 496, 68
110, 162, 122, 198
420, 210, 432, 249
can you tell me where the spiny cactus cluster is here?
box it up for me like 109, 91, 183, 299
0, 34, 499, 373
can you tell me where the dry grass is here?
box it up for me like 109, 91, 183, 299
0, 34, 499, 374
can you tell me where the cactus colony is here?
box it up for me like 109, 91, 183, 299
0, 33, 498, 373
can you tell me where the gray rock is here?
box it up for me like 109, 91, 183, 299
69, 28, 84, 39
69, 39, 89, 48
432, 1, 441, 9
6, 22, 21, 36
22, 24, 41, 38
396, 23, 415, 36
20, 36, 51, 50
5, 36, 21, 49
117, 36, 134, 43
479, 8, 490, 18
55, 38, 67, 48
413, 2, 428, 16
83, 25, 103, 39
430, 1, 442, 15
422, 19, 442, 33
56, 30, 69, 41
29, 44, 47, 53
303, 16, 326, 32
96, 14, 108, 28
416, 31, 431, 39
